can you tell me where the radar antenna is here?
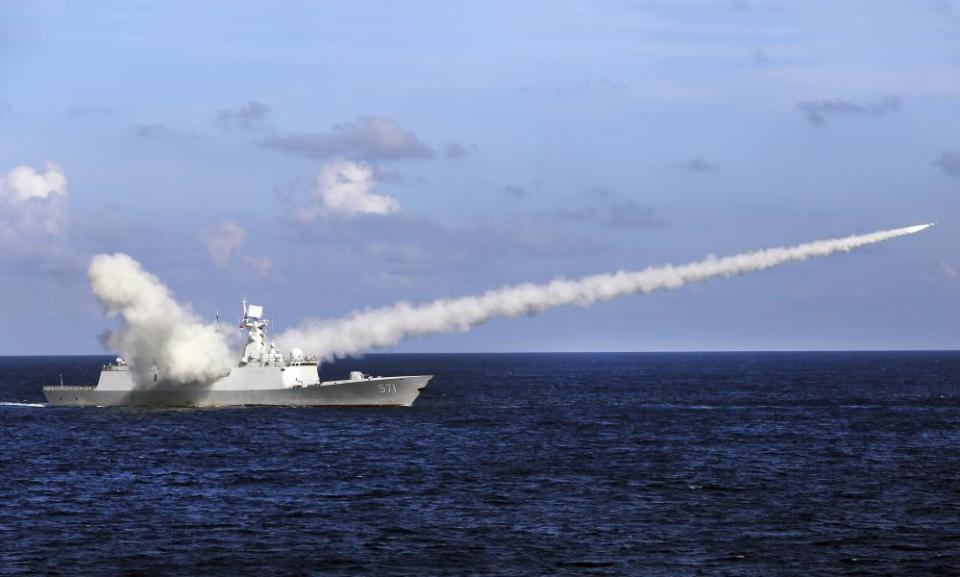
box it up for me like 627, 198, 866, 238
238, 299, 279, 366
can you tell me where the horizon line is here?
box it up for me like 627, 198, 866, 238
1, 348, 958, 358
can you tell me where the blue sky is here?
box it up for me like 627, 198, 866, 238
0, 0, 957, 354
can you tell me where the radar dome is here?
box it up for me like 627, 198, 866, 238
290, 347, 304, 361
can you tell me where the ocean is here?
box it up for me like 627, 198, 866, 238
1, 352, 958, 576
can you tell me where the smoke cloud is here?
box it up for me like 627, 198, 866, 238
277, 224, 931, 361
89, 253, 234, 386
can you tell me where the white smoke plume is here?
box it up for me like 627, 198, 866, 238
89, 253, 234, 386
277, 223, 932, 360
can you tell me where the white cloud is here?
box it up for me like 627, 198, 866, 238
203, 220, 247, 268
215, 100, 271, 131
261, 116, 432, 161
201, 220, 273, 276
1, 162, 67, 202
298, 158, 401, 220
0, 162, 70, 243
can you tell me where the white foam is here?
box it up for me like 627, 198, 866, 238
0, 401, 46, 407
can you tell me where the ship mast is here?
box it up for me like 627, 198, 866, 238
238, 300, 282, 366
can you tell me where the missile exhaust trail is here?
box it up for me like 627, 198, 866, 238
277, 223, 933, 361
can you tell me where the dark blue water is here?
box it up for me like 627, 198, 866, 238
1, 352, 959, 576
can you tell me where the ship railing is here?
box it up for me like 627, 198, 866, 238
287, 353, 320, 365
42, 385, 95, 391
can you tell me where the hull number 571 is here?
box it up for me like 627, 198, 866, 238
378, 383, 397, 393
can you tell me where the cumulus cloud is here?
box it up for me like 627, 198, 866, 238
934, 150, 960, 176
0, 162, 71, 258
296, 158, 401, 220
260, 116, 433, 161
215, 100, 271, 131
1, 162, 67, 202
797, 95, 901, 126
203, 220, 247, 268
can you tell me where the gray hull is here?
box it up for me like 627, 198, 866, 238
43, 375, 432, 408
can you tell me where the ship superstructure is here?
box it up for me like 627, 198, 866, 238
44, 302, 432, 407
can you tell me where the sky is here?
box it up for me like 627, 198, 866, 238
0, 0, 958, 354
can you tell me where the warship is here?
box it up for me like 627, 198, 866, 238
43, 302, 432, 407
